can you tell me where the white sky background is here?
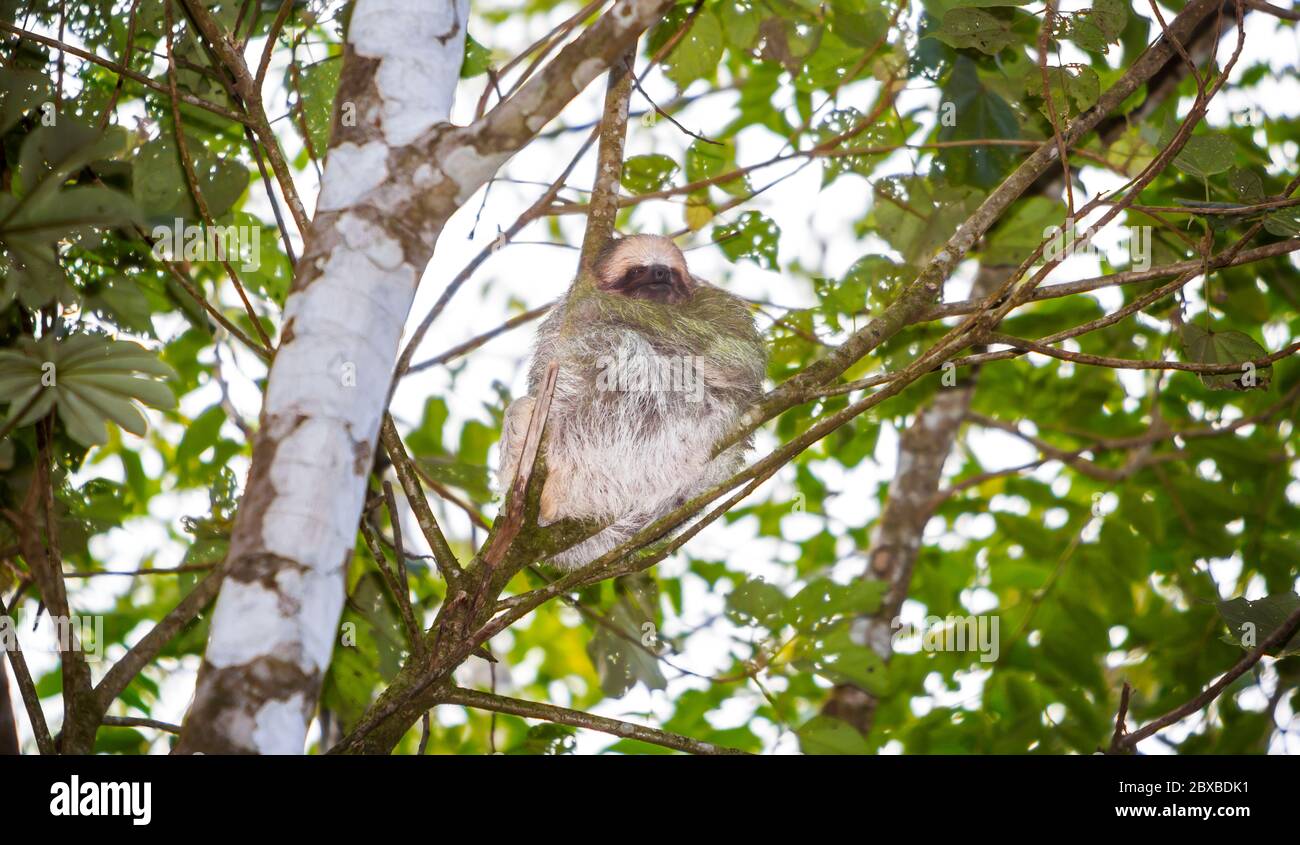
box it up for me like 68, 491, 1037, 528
7, 1, 1300, 754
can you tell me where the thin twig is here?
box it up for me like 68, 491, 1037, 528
0, 592, 56, 754
440, 686, 749, 755
1111, 604, 1300, 752
379, 415, 463, 587
102, 715, 182, 734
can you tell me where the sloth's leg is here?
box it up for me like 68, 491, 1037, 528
498, 395, 535, 493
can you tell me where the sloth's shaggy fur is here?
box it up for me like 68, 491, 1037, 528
499, 235, 766, 570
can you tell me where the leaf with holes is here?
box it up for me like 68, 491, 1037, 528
132, 134, 248, 223
1, 122, 138, 310
0, 69, 53, 134
793, 625, 889, 693
661, 8, 723, 89
291, 57, 341, 154
816, 108, 889, 186
1, 186, 139, 310
1029, 66, 1100, 121
1063, 0, 1127, 52
932, 8, 1016, 55
621, 154, 679, 195
713, 211, 779, 269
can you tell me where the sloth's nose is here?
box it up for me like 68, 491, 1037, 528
651, 265, 670, 282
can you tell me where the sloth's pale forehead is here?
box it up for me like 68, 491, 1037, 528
615, 236, 686, 270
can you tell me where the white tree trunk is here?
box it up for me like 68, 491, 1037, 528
178, 0, 674, 754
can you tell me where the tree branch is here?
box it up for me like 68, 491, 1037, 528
379, 415, 462, 587
728, 0, 1229, 446
577, 49, 635, 278
1110, 604, 1300, 752
0, 592, 55, 755
440, 686, 749, 755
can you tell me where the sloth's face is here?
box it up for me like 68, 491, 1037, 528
596, 235, 694, 304
605, 261, 692, 303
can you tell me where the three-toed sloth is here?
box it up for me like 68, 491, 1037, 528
498, 235, 766, 570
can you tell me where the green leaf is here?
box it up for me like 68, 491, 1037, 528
15, 121, 129, 196
818, 254, 909, 322
983, 197, 1067, 265
320, 572, 405, 734
1063, 0, 1127, 52
1216, 593, 1300, 657
0, 120, 139, 310
661, 8, 724, 89
415, 455, 492, 504
1, 185, 139, 310
1029, 66, 1100, 121
175, 405, 228, 468
797, 715, 876, 754
460, 33, 492, 78
292, 57, 341, 154
713, 210, 779, 269
1263, 207, 1300, 238
782, 578, 885, 633
816, 108, 888, 185
1179, 323, 1271, 391
132, 134, 248, 223
831, 0, 890, 48
0, 69, 53, 134
938, 56, 1021, 188
796, 30, 865, 92
1173, 133, 1236, 179
1105, 137, 1157, 179
83, 275, 156, 335
585, 601, 667, 698
867, 175, 982, 262
725, 576, 787, 628
1090, 0, 1128, 40
718, 0, 762, 51
1226, 166, 1264, 201
931, 8, 1016, 55
621, 154, 679, 195
0, 334, 177, 446
794, 625, 889, 692
506, 723, 577, 755
685, 138, 747, 196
